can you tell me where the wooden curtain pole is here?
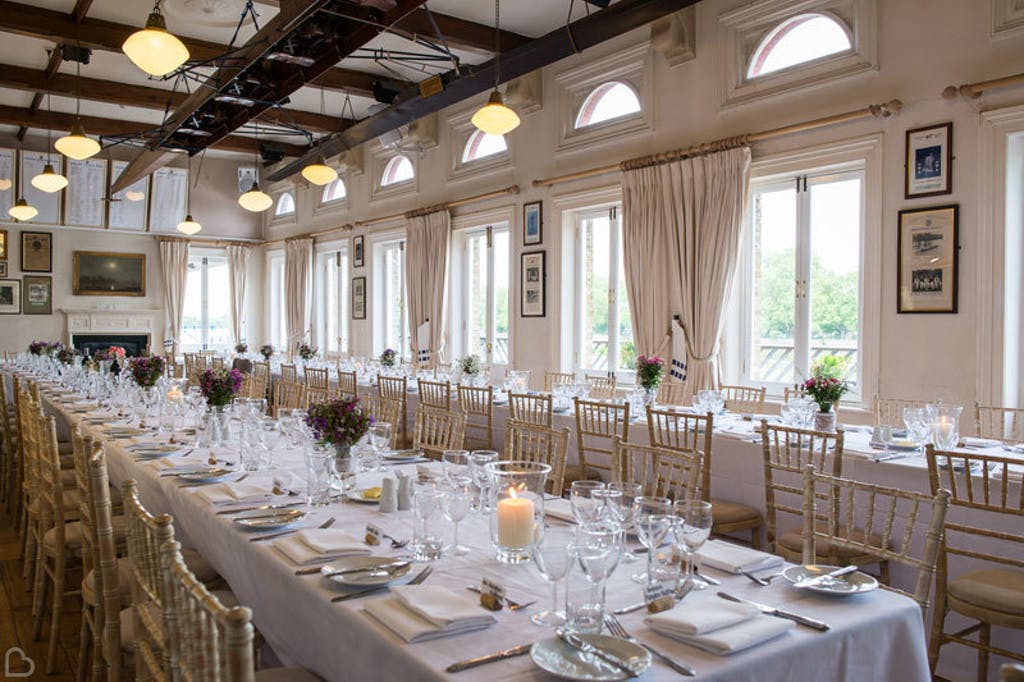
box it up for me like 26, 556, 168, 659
153, 236, 260, 247
943, 71, 1024, 99
532, 99, 903, 188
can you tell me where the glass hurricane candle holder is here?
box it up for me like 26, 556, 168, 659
486, 461, 550, 564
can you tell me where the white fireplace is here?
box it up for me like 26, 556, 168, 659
60, 307, 162, 355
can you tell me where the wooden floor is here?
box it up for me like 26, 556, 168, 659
0, 510, 81, 680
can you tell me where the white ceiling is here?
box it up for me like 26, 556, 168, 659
0, 0, 619, 152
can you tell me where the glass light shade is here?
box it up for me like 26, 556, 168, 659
301, 158, 338, 186
31, 164, 69, 193
122, 12, 190, 77
8, 197, 38, 221
55, 122, 101, 160
471, 90, 520, 136
238, 182, 273, 212
125, 190, 145, 202
176, 214, 202, 235
0, 178, 11, 191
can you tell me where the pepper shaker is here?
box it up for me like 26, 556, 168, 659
379, 477, 397, 513
396, 473, 412, 511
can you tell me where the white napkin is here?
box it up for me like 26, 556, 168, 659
194, 483, 269, 505
296, 529, 367, 555
363, 585, 496, 642
697, 539, 784, 574
274, 532, 370, 566
644, 592, 759, 635
648, 611, 794, 655
961, 437, 1002, 448
544, 497, 575, 523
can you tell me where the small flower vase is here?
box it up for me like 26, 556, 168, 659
814, 410, 837, 433
642, 386, 657, 407
207, 405, 229, 447
332, 443, 355, 492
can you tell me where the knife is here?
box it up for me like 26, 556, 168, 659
793, 565, 858, 589
716, 592, 830, 631
556, 629, 640, 678
216, 501, 305, 515
445, 644, 532, 673
250, 516, 335, 542
302, 560, 410, 578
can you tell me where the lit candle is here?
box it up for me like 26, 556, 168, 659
497, 486, 535, 547
167, 387, 184, 402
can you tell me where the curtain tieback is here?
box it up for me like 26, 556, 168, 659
679, 321, 717, 363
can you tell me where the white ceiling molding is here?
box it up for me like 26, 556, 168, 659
505, 71, 544, 115
406, 113, 439, 150
651, 6, 696, 67
991, 0, 1024, 37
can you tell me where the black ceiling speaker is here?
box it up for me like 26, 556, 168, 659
260, 143, 285, 164
373, 80, 402, 105
61, 45, 91, 64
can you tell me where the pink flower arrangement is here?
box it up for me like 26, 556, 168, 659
305, 396, 373, 447
199, 367, 243, 407
96, 346, 127, 363
802, 376, 848, 413
635, 354, 665, 390
129, 356, 166, 388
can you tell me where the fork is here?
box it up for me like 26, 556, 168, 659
741, 570, 781, 586
250, 516, 335, 542
604, 614, 695, 677
382, 533, 410, 549
464, 585, 536, 612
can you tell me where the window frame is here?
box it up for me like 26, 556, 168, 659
274, 191, 296, 217
266, 250, 287, 350
746, 12, 853, 79
573, 81, 643, 130
372, 233, 410, 359
181, 247, 231, 352
313, 241, 350, 355
317, 177, 348, 211
446, 105, 514, 181
370, 144, 418, 200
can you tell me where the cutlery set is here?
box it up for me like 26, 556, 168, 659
250, 516, 335, 542
331, 565, 433, 602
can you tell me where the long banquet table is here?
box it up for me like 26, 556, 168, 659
16, 373, 952, 682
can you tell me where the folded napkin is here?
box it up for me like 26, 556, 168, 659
274, 531, 370, 566
544, 497, 575, 523
697, 539, 784, 574
363, 585, 496, 643
647, 609, 794, 655
645, 591, 759, 635
961, 436, 1004, 448
194, 483, 269, 505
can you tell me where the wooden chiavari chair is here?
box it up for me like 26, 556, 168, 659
574, 397, 630, 483
0, 372, 17, 511
412, 404, 467, 460
586, 374, 617, 400
211, 357, 225, 370
458, 385, 494, 450
504, 420, 570, 496
360, 395, 403, 433
544, 371, 575, 392
279, 364, 298, 383
612, 437, 702, 501
90, 449, 126, 681
974, 402, 1024, 442
721, 384, 767, 414
782, 385, 805, 403
337, 370, 358, 399
304, 366, 329, 390
378, 375, 409, 446
19, 386, 46, 586
418, 379, 453, 409
874, 394, 927, 427
509, 392, 553, 427
273, 381, 305, 418
656, 380, 689, 406
304, 386, 331, 407
242, 374, 268, 402
800, 465, 949, 615
926, 446, 1024, 678
252, 361, 271, 384
648, 407, 763, 548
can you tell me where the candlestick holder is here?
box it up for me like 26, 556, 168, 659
486, 461, 550, 564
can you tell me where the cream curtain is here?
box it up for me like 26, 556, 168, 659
158, 239, 189, 356
226, 244, 252, 346
284, 237, 313, 352
405, 209, 450, 363
621, 146, 751, 391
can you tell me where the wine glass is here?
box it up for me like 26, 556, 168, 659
468, 450, 498, 513
442, 449, 471, 485
632, 496, 672, 586
440, 480, 473, 556
371, 421, 393, 454
570, 480, 606, 525
904, 407, 931, 455
607, 482, 641, 563
673, 500, 713, 590
531, 526, 573, 627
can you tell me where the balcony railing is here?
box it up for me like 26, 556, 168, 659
754, 340, 858, 384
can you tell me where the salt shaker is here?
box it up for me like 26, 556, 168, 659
396, 473, 412, 511
379, 477, 397, 513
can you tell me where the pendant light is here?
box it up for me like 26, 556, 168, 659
32, 98, 69, 193
55, 57, 101, 160
8, 197, 38, 222
0, 179, 11, 192
471, 0, 519, 136
238, 122, 273, 212
301, 85, 339, 186
123, 0, 190, 77
176, 153, 202, 235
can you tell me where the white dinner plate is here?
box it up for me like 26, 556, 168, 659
783, 564, 879, 596
322, 557, 411, 586
383, 449, 421, 461
530, 635, 651, 681
132, 445, 187, 459
347, 487, 382, 504
232, 508, 306, 530
869, 439, 918, 452
174, 468, 235, 483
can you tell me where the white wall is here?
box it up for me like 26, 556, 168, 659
255, 0, 1023, 405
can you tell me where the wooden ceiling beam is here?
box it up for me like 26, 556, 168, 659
396, 8, 530, 53
70, 0, 94, 24
0, 0, 405, 99
17, 46, 64, 142
0, 104, 309, 157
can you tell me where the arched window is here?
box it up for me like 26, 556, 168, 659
381, 155, 414, 186
321, 178, 346, 204
574, 81, 641, 129
747, 13, 852, 78
274, 191, 295, 217
462, 129, 508, 163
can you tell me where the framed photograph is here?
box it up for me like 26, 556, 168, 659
0, 229, 7, 260
21, 231, 52, 273
0, 262, 6, 277
524, 201, 543, 245
0, 279, 20, 314
353, 235, 365, 268
351, 276, 367, 319
73, 251, 146, 296
521, 251, 546, 318
905, 122, 952, 199
898, 204, 958, 314
238, 166, 257, 195
22, 275, 52, 315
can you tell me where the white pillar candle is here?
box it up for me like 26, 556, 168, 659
497, 488, 535, 547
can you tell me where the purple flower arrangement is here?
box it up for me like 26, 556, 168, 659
199, 367, 243, 407
260, 344, 274, 360
28, 341, 52, 356
56, 346, 77, 365
305, 396, 373, 447
129, 355, 167, 388
379, 348, 397, 368
234, 342, 249, 354
297, 342, 318, 360
635, 355, 665, 390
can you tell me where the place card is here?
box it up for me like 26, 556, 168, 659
479, 578, 505, 611
644, 583, 676, 614
364, 523, 382, 546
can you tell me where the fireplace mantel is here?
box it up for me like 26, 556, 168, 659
60, 308, 162, 345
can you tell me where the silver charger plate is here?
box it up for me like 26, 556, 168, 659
530, 634, 651, 681
783, 564, 879, 596
232, 508, 306, 530
322, 556, 411, 586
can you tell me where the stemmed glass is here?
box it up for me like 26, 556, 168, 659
570, 480, 606, 525
567, 523, 623, 632
607, 482, 641, 563
468, 450, 498, 513
632, 496, 672, 586
440, 480, 473, 556
673, 500, 713, 590
531, 526, 573, 627
370, 421, 393, 458
904, 407, 932, 455
442, 450, 471, 485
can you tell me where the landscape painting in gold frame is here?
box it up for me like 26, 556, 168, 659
73, 251, 146, 296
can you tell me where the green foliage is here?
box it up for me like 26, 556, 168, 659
811, 353, 851, 381
757, 248, 858, 341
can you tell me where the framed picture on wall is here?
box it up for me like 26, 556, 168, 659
521, 251, 546, 318
0, 229, 7, 260
897, 204, 958, 314
353, 235, 365, 268
21, 231, 52, 273
73, 251, 146, 296
22, 275, 52, 315
0, 262, 6, 277
0, 279, 20, 314
352, 276, 366, 319
905, 122, 952, 199
524, 201, 542, 245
